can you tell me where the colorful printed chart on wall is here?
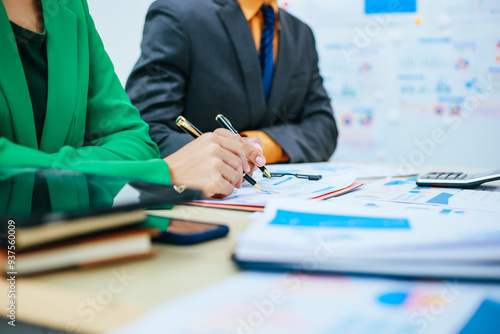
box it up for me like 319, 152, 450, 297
279, 0, 500, 168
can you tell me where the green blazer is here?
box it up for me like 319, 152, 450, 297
0, 0, 171, 185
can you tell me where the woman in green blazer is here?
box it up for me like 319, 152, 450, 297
0, 0, 259, 197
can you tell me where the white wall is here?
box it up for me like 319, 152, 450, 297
88, 0, 500, 168
87, 0, 155, 85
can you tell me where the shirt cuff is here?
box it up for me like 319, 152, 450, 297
240, 130, 290, 164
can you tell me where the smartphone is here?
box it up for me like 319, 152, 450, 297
153, 219, 229, 245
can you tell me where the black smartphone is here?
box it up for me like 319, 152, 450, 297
153, 219, 229, 245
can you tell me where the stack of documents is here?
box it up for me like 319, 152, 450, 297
191, 171, 362, 211
187, 163, 419, 211
233, 199, 500, 280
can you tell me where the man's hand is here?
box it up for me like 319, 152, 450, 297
164, 130, 251, 198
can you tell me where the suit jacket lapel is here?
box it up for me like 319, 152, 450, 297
40, 0, 78, 153
0, 2, 38, 149
267, 10, 294, 115
214, 0, 266, 118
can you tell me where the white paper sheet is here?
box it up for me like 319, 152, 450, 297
109, 271, 496, 334
195, 172, 356, 207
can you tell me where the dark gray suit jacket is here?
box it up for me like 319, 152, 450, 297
126, 0, 338, 162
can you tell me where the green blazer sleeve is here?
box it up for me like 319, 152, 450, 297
0, 0, 171, 185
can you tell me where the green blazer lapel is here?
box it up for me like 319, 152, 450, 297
40, 0, 78, 153
0, 2, 38, 149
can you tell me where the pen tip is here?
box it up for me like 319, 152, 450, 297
263, 170, 272, 179
254, 183, 264, 191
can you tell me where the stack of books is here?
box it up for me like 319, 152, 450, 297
2, 210, 158, 276
0, 166, 203, 276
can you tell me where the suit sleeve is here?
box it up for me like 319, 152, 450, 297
0, 0, 172, 185
260, 27, 339, 163
125, 1, 193, 158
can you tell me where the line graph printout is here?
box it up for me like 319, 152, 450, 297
195, 173, 356, 207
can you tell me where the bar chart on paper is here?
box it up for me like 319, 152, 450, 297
341, 177, 500, 212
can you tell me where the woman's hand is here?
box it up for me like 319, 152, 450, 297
213, 129, 266, 176
236, 134, 266, 175
164, 129, 259, 198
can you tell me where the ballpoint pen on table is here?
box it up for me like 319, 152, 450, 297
175, 116, 263, 191
270, 172, 322, 181
215, 114, 272, 179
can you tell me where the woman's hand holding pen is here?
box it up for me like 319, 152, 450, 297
163, 129, 263, 198
238, 135, 266, 176
214, 129, 266, 177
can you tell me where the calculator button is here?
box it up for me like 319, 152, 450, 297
437, 174, 448, 179
456, 174, 467, 180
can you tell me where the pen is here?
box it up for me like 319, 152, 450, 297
215, 114, 272, 179
175, 116, 263, 191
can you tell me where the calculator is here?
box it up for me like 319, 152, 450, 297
416, 170, 500, 188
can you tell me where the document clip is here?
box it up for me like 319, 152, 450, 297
270, 173, 322, 181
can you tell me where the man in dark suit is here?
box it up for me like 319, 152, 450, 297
126, 0, 338, 165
